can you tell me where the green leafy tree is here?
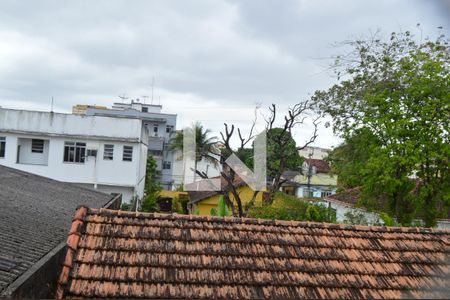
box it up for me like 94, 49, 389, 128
210, 196, 229, 217
170, 122, 219, 179
248, 193, 336, 222
327, 128, 381, 189
238, 128, 304, 180
141, 156, 161, 212
313, 29, 450, 226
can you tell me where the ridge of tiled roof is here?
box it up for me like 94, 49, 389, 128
57, 207, 450, 299
305, 158, 331, 173
186, 176, 246, 203
325, 187, 362, 206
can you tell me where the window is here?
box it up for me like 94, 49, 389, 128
0, 137, 5, 158
142, 107, 148, 112
163, 161, 171, 169
31, 139, 44, 153
321, 191, 332, 198
149, 149, 163, 156
166, 125, 173, 133
153, 125, 158, 133
103, 144, 114, 160
123, 146, 133, 161
64, 141, 86, 163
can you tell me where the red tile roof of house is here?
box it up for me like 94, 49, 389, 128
57, 207, 450, 299
325, 187, 362, 206
305, 159, 331, 173
186, 176, 246, 203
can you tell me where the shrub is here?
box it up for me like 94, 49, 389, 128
248, 193, 336, 222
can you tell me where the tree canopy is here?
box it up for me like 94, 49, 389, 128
313, 29, 450, 227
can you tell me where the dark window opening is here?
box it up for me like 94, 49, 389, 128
64, 141, 86, 163
0, 137, 5, 158
31, 139, 44, 153
123, 146, 133, 161
104, 144, 114, 160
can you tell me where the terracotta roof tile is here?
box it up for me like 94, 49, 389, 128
57, 208, 450, 299
305, 159, 331, 173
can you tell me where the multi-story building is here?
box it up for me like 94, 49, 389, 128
83, 100, 177, 189
0, 108, 148, 202
281, 158, 337, 198
298, 146, 331, 160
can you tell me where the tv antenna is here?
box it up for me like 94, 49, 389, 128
118, 94, 128, 103
51, 96, 54, 113
142, 95, 149, 104
151, 77, 155, 104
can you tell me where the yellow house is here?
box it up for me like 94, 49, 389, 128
187, 178, 267, 215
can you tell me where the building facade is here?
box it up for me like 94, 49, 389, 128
0, 108, 148, 202
84, 100, 177, 189
298, 146, 331, 160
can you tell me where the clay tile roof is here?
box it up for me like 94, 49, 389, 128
305, 159, 331, 173
325, 187, 362, 206
57, 207, 450, 299
186, 176, 246, 203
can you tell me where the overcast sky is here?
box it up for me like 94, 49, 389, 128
0, 0, 448, 148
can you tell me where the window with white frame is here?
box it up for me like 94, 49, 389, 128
321, 191, 332, 198
31, 139, 44, 153
0, 137, 5, 158
103, 144, 114, 160
123, 146, 133, 161
63, 141, 86, 163
163, 161, 171, 169
166, 125, 173, 133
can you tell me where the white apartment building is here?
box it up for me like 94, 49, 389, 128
171, 150, 222, 188
84, 100, 177, 189
0, 108, 148, 202
298, 146, 331, 160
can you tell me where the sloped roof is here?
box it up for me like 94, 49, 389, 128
305, 159, 331, 173
0, 165, 115, 296
325, 187, 362, 206
57, 207, 450, 299
186, 176, 246, 203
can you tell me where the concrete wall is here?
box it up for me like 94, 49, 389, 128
172, 150, 221, 189
297, 186, 336, 198
0, 108, 143, 141
16, 138, 49, 165
86, 104, 176, 189
317, 199, 382, 225
0, 109, 148, 203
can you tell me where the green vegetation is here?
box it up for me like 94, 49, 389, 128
248, 193, 336, 222
140, 156, 161, 212
240, 128, 303, 180
170, 121, 219, 178
313, 29, 450, 227
210, 196, 229, 217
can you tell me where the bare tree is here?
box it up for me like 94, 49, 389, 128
264, 100, 320, 204
193, 102, 320, 216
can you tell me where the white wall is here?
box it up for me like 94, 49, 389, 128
0, 108, 148, 203
16, 138, 49, 165
0, 108, 143, 141
171, 150, 221, 188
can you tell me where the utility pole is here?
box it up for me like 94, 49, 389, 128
306, 148, 315, 198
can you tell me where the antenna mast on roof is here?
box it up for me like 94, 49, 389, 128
51, 96, 54, 113
118, 94, 128, 103
151, 77, 155, 104
142, 95, 149, 104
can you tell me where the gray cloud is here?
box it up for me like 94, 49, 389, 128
0, 0, 448, 148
